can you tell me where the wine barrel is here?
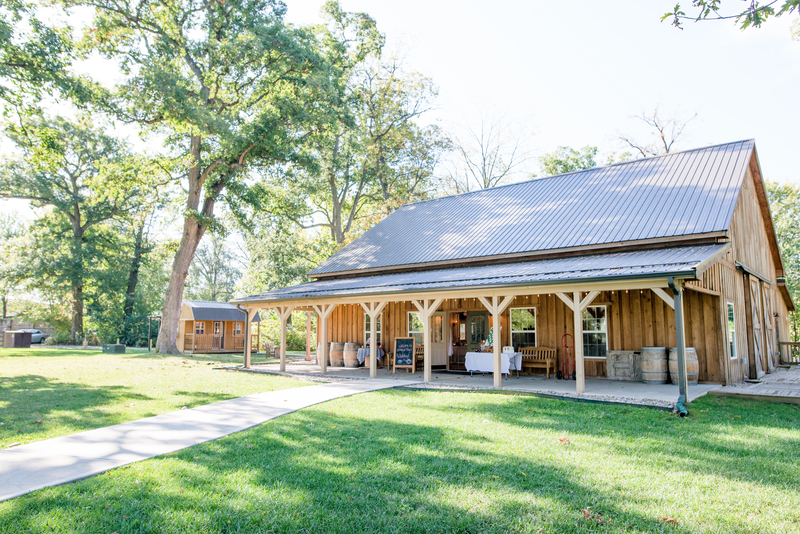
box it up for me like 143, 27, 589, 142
640, 347, 668, 384
329, 342, 345, 367
668, 347, 699, 385
343, 342, 361, 368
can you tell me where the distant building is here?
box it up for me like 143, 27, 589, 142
177, 300, 261, 354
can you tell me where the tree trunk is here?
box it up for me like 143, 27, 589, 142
156, 135, 212, 354
124, 221, 146, 319
71, 281, 84, 342
2, 295, 7, 318
70, 222, 85, 343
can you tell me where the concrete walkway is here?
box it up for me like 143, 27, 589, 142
0, 379, 411, 502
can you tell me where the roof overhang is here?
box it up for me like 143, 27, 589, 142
234, 244, 730, 308
777, 278, 796, 312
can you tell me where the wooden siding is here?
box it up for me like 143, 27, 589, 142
319, 289, 725, 382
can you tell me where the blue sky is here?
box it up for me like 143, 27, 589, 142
285, 0, 799, 184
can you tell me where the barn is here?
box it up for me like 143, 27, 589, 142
231, 140, 794, 399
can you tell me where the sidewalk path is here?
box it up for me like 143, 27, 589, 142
0, 379, 412, 502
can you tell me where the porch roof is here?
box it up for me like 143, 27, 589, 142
233, 244, 729, 305
184, 300, 261, 322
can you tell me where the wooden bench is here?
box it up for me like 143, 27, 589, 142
519, 346, 557, 378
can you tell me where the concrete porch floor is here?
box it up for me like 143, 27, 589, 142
248, 358, 721, 408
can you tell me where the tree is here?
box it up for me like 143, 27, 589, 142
617, 108, 697, 158
68, 0, 325, 353
0, 214, 24, 318
442, 110, 532, 193
536, 146, 598, 177
766, 180, 800, 341
0, 116, 146, 340
185, 232, 243, 303
663, 1, 798, 29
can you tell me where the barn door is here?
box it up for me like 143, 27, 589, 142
763, 287, 777, 372
749, 279, 766, 378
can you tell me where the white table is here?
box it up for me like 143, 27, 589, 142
357, 347, 385, 365
465, 352, 521, 376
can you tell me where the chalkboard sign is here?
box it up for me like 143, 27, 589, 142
393, 337, 416, 373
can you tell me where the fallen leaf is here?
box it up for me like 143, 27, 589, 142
34, 420, 43, 424
559, 437, 571, 445
661, 517, 679, 524
520, 472, 526, 476
247, 445, 253, 449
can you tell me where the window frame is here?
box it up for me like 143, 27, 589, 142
407, 311, 424, 346
364, 312, 383, 346
727, 302, 737, 360
234, 322, 243, 336
510, 307, 537, 349
195, 321, 205, 335
582, 305, 608, 359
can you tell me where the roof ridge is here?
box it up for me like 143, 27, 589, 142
395, 139, 755, 210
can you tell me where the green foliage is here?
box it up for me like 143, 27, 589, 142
258, 310, 316, 351
766, 180, 800, 340
663, 1, 799, 29
185, 233, 242, 303
536, 146, 598, 177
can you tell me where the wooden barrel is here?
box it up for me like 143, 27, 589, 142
669, 348, 699, 385
343, 343, 361, 368
640, 347, 668, 384
329, 342, 345, 367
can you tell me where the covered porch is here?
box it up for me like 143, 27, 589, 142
234, 245, 731, 404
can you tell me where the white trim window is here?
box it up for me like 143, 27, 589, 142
195, 322, 205, 335
408, 311, 424, 346
727, 302, 737, 360
510, 308, 536, 349
364, 312, 383, 346
582, 305, 608, 358
234, 322, 243, 336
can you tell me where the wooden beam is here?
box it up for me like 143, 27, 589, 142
360, 301, 388, 378
276, 306, 294, 373
573, 291, 585, 394
312, 304, 336, 375
578, 290, 601, 312
652, 287, 675, 309
556, 292, 575, 311
243, 308, 260, 369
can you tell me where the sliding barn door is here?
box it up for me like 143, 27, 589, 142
749, 279, 767, 378
763, 288, 777, 372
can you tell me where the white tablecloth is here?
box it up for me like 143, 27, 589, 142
357, 347, 384, 365
465, 352, 521, 374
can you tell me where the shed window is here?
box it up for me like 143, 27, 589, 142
510, 308, 536, 349
727, 302, 737, 360
364, 313, 383, 346
234, 322, 243, 336
582, 306, 607, 358
408, 312, 424, 346
195, 322, 205, 335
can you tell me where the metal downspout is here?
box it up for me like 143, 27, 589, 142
668, 277, 689, 416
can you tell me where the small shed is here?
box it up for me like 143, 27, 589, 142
177, 300, 261, 354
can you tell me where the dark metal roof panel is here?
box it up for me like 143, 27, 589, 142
238, 244, 727, 303
184, 300, 261, 322
310, 140, 753, 276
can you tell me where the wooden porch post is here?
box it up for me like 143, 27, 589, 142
305, 312, 311, 361
244, 308, 259, 369
669, 278, 689, 401
277, 306, 294, 373
573, 291, 585, 395
478, 295, 514, 388
413, 298, 444, 383
313, 304, 336, 376
361, 302, 388, 379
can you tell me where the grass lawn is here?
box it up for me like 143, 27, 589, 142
0, 347, 306, 448
1, 389, 798, 533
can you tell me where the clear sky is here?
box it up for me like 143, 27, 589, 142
284, 0, 799, 184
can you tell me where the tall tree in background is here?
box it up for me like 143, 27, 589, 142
69, 0, 324, 353
0, 116, 146, 340
0, 214, 24, 318
186, 233, 243, 303
442, 111, 531, 193
536, 146, 598, 177
766, 180, 800, 341
617, 108, 697, 158
663, 1, 798, 29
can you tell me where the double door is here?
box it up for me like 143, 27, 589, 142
212, 321, 224, 350
466, 311, 489, 352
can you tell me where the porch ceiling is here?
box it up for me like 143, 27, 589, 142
233, 244, 729, 306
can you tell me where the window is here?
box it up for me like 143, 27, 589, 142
510, 308, 536, 349
234, 322, 243, 336
364, 312, 383, 346
195, 322, 205, 335
408, 312, 424, 346
727, 302, 737, 360
582, 306, 607, 358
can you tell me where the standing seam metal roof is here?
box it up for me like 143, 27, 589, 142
236, 244, 728, 303
309, 140, 753, 277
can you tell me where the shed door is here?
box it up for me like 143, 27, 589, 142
749, 279, 766, 378
763, 288, 777, 372
213, 321, 223, 350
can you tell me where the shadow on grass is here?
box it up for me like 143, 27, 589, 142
0, 398, 706, 534
0, 374, 152, 443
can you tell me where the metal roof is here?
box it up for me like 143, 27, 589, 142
310, 140, 753, 277
184, 300, 261, 322
235, 244, 729, 304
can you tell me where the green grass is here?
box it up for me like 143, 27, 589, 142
1, 388, 798, 533
0, 347, 307, 448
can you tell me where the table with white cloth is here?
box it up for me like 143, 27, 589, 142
357, 347, 385, 365
465, 352, 522, 377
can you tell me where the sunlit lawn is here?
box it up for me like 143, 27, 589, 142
1, 388, 798, 533
0, 347, 307, 448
